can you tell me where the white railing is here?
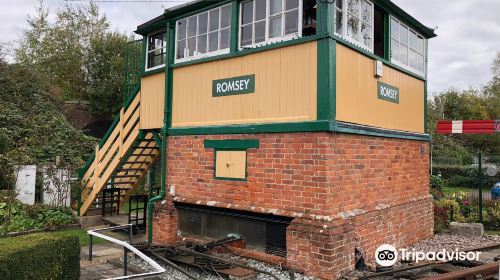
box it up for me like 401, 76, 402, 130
87, 224, 165, 279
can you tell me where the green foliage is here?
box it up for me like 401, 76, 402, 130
15, 1, 128, 119
0, 232, 80, 280
430, 175, 445, 199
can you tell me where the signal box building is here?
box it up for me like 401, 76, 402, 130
78, 0, 436, 278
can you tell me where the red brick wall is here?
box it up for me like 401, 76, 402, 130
152, 132, 432, 279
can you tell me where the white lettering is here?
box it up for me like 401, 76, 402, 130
217, 84, 222, 93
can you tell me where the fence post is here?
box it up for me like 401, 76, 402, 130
478, 152, 483, 224
89, 235, 93, 261
123, 247, 128, 276
449, 205, 454, 222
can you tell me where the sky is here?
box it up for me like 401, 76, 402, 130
0, 0, 499, 96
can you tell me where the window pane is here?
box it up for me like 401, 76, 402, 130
270, 0, 283, 15
198, 12, 208, 35
242, 1, 253, 24
347, 0, 360, 14
255, 0, 266, 20
208, 31, 218, 52
391, 38, 398, 60
177, 39, 186, 59
241, 25, 253, 46
209, 9, 220, 31
399, 43, 407, 65
400, 25, 408, 45
361, 23, 371, 48
409, 31, 417, 50
391, 18, 399, 40
285, 0, 299, 10
177, 19, 187, 40
361, 0, 371, 23
417, 54, 424, 72
187, 37, 196, 56
269, 15, 282, 38
409, 49, 417, 68
285, 10, 298, 35
188, 16, 197, 37
335, 10, 343, 34
220, 28, 230, 49
347, 14, 359, 41
417, 36, 424, 54
197, 34, 207, 54
221, 5, 231, 28
255, 21, 265, 43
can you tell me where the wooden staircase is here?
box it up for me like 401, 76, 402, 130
79, 89, 160, 216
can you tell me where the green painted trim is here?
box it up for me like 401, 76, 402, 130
166, 22, 175, 129
212, 74, 255, 97
172, 34, 325, 69
169, 120, 330, 136
331, 35, 427, 82
142, 67, 165, 77
140, 37, 147, 76
124, 85, 141, 110
384, 12, 391, 60
377, 81, 400, 104
330, 39, 337, 123
331, 121, 430, 141
213, 148, 248, 182
204, 139, 259, 149
317, 38, 330, 120
230, 0, 239, 53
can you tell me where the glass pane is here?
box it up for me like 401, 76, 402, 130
208, 31, 218, 52
187, 16, 197, 37
270, 0, 283, 15
391, 38, 398, 60
242, 1, 253, 24
361, 23, 371, 48
361, 0, 371, 23
335, 10, 343, 34
285, 10, 298, 35
399, 43, 408, 65
187, 37, 196, 56
220, 28, 230, 49
198, 12, 208, 35
177, 39, 186, 59
409, 49, 417, 68
347, 14, 359, 41
417, 54, 424, 71
221, 5, 231, 28
347, 0, 360, 15
409, 31, 417, 50
391, 18, 399, 40
400, 25, 408, 45
177, 19, 187, 40
255, 0, 266, 20
269, 15, 282, 38
241, 24, 253, 46
197, 34, 207, 54
417, 36, 424, 54
255, 21, 265, 43
285, 0, 299, 10
209, 9, 220, 31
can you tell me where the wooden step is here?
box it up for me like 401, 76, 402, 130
112, 174, 141, 178
116, 168, 145, 172
124, 161, 150, 164
107, 181, 135, 185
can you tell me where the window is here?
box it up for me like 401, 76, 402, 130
240, 0, 302, 48
175, 4, 232, 62
334, 0, 374, 51
146, 31, 166, 70
390, 17, 425, 76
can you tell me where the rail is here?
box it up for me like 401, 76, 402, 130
87, 224, 165, 280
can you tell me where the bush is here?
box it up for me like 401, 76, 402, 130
433, 165, 499, 189
0, 232, 80, 279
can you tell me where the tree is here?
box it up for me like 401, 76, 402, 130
15, 0, 127, 120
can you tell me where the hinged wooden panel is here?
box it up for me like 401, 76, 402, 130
215, 150, 247, 180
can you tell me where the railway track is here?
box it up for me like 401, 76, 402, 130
359, 243, 500, 280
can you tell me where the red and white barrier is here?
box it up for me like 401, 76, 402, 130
436, 120, 499, 134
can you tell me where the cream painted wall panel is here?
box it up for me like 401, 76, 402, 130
336, 44, 425, 133
140, 73, 165, 129
172, 41, 317, 127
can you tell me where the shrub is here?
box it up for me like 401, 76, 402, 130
0, 232, 80, 279
430, 175, 445, 199
435, 198, 465, 222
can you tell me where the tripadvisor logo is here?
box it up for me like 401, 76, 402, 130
375, 244, 482, 267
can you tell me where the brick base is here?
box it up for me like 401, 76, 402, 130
152, 132, 432, 279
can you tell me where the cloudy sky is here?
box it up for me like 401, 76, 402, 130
1, 0, 499, 96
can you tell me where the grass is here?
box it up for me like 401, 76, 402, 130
120, 201, 145, 214
485, 229, 500, 236
443, 186, 477, 196
48, 228, 106, 247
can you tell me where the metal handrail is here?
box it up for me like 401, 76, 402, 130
87, 224, 165, 279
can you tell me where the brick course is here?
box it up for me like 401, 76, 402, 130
152, 132, 433, 279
